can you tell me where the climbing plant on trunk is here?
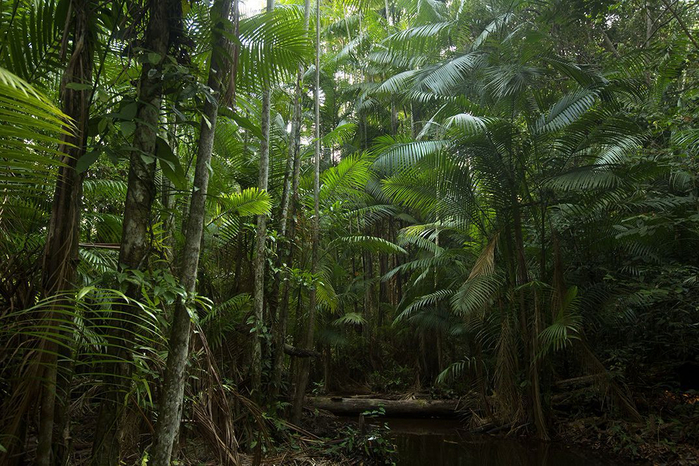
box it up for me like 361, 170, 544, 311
150, 0, 237, 463
92, 1, 182, 463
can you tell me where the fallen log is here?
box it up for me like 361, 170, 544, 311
284, 344, 321, 358
307, 396, 459, 418
79, 242, 120, 250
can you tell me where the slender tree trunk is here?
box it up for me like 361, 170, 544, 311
659, 0, 699, 50
150, 1, 237, 463
278, 71, 303, 235
291, 0, 321, 424
512, 198, 549, 440
384, 0, 392, 26
251, 0, 276, 398
271, 0, 311, 403
161, 108, 178, 263
91, 1, 180, 463
601, 29, 620, 57
35, 2, 93, 464
233, 233, 244, 293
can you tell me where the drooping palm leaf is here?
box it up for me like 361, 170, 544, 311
0, 67, 71, 204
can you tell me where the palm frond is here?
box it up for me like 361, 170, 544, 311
0, 66, 71, 202
237, 5, 313, 90
328, 235, 406, 255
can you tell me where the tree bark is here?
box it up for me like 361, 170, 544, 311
149, 1, 237, 464
91, 1, 180, 464
35, 2, 93, 464
251, 0, 276, 399
161, 108, 178, 263
291, 0, 321, 424
512, 196, 549, 441
270, 0, 311, 403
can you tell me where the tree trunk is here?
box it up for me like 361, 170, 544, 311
278, 79, 302, 235
161, 109, 178, 263
270, 0, 311, 403
291, 0, 321, 424
91, 1, 180, 463
512, 198, 549, 441
251, 0, 276, 399
35, 2, 93, 464
149, 1, 237, 464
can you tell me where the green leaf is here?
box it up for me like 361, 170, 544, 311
65, 82, 92, 91
333, 312, 367, 326
224, 109, 262, 139
155, 137, 187, 190
140, 154, 155, 164
77, 286, 96, 301
119, 121, 136, 137
148, 52, 162, 64
117, 102, 138, 121
329, 235, 407, 255
0, 67, 72, 203
76, 150, 100, 173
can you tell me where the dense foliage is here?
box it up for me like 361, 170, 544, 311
0, 0, 698, 464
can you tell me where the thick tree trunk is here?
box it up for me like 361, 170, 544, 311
35, 2, 93, 464
91, 1, 180, 464
149, 1, 237, 464
291, 0, 321, 424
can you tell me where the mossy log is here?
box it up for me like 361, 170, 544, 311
306, 396, 459, 418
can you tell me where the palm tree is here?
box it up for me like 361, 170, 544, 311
91, 2, 184, 463
149, 1, 238, 462
152, 0, 311, 461
371, 1, 646, 435
251, 0, 276, 400
291, 0, 322, 424
0, 66, 75, 464
271, 0, 312, 403
1, 0, 100, 461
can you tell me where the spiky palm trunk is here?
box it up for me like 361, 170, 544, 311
150, 1, 237, 463
91, 1, 180, 463
291, 0, 321, 424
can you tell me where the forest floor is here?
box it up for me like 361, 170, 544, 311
292, 386, 699, 466
238, 454, 344, 465
546, 376, 699, 465
29, 386, 696, 465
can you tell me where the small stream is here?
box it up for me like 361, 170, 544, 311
373, 418, 615, 465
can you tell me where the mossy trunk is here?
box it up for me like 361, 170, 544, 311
291, 0, 321, 424
91, 1, 180, 463
251, 0, 274, 397
150, 1, 237, 464
35, 2, 93, 464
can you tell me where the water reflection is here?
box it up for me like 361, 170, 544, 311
378, 418, 613, 466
